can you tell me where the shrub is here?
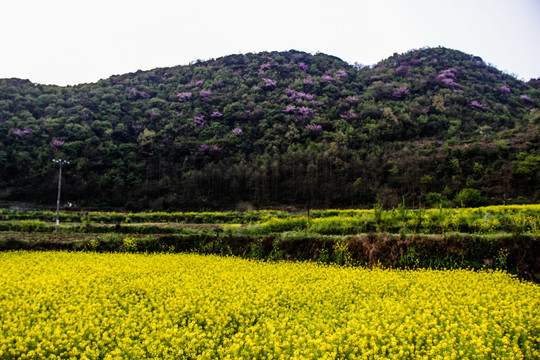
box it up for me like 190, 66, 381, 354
454, 188, 483, 207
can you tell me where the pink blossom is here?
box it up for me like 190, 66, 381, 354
471, 100, 488, 111
51, 138, 64, 147
392, 86, 409, 99
499, 85, 511, 93
436, 69, 458, 87
51, 138, 64, 151
198, 144, 209, 152
299, 62, 308, 72
297, 106, 315, 119
340, 110, 358, 120
347, 96, 359, 103
305, 124, 322, 131
520, 94, 532, 102
296, 92, 314, 101
199, 144, 221, 152
262, 78, 277, 87
200, 90, 212, 100
335, 70, 347, 78
13, 127, 33, 137
284, 105, 296, 113
232, 128, 243, 136
285, 88, 297, 98
395, 64, 410, 75
177, 92, 192, 102
321, 75, 334, 83
245, 108, 262, 117
211, 111, 223, 118
440, 78, 457, 86
303, 77, 314, 86
194, 115, 205, 127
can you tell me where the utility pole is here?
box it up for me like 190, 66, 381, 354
52, 159, 69, 233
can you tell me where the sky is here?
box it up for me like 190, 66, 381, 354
1, 0, 539, 86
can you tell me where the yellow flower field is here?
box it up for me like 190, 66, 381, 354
0, 252, 539, 359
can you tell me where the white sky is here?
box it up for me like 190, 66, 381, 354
1, 0, 539, 86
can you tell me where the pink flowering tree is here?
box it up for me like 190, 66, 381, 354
321, 75, 334, 83
199, 144, 221, 152
340, 110, 358, 120
284, 105, 296, 113
13, 127, 33, 137
296, 92, 314, 102
299, 62, 308, 72
211, 111, 223, 118
194, 115, 205, 127
200, 90, 212, 100
335, 70, 347, 78
232, 128, 243, 136
436, 69, 458, 87
297, 106, 316, 120
177, 92, 192, 102
392, 86, 409, 99
260, 63, 271, 71
285, 88, 297, 98
198, 144, 209, 152
51, 138, 64, 151
499, 86, 511, 93
471, 100, 488, 111
305, 124, 322, 131
303, 77, 314, 86
395, 65, 410, 75
347, 96, 359, 103
262, 78, 277, 87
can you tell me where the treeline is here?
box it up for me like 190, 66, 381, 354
0, 47, 539, 210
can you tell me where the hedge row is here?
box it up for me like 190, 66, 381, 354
1, 232, 538, 282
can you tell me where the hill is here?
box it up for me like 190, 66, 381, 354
0, 47, 539, 210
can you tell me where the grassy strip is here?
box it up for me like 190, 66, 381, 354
1, 204, 538, 235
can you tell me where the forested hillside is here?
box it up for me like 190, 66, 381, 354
1, 47, 539, 210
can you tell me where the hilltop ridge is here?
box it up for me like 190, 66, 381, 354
1, 47, 538, 210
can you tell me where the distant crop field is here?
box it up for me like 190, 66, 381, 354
1, 204, 539, 235
1, 252, 538, 359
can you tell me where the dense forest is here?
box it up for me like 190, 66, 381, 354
1, 47, 539, 210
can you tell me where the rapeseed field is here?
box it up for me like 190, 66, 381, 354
0, 251, 538, 359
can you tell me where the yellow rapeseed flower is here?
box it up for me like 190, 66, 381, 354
0, 251, 538, 359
